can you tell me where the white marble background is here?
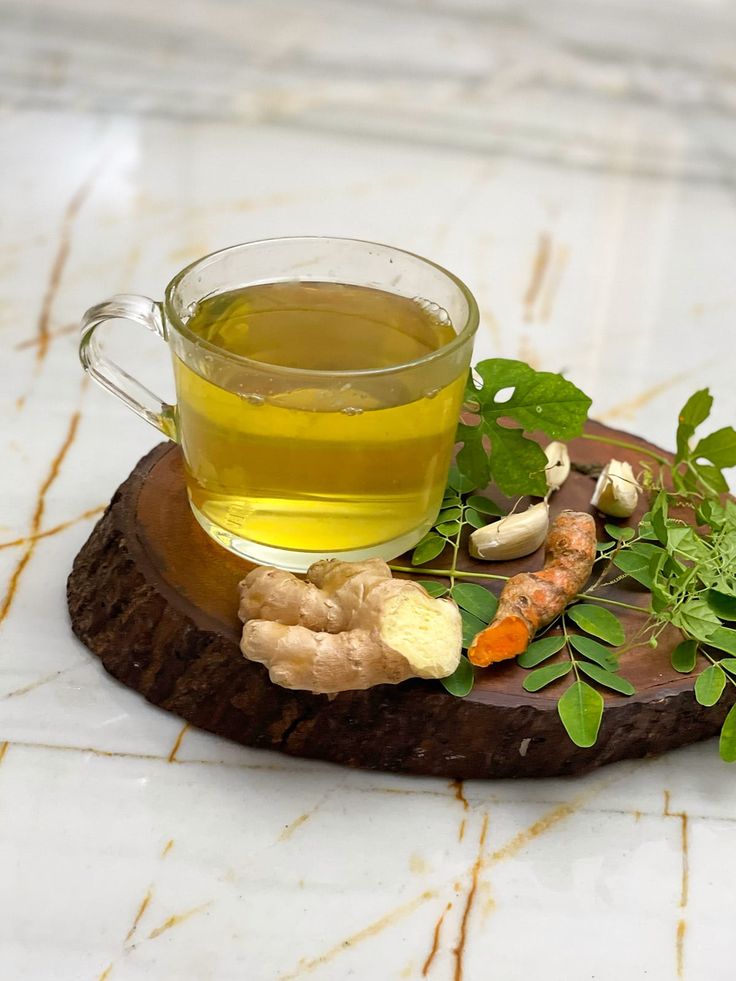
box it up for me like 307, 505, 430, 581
1, 1, 735, 979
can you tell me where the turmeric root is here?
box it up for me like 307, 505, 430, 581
468, 510, 596, 667
239, 559, 462, 694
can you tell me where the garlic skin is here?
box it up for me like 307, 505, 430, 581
590, 460, 639, 518
544, 442, 571, 492
469, 502, 549, 561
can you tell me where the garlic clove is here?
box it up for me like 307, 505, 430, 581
590, 460, 639, 518
544, 441, 571, 492
469, 501, 549, 561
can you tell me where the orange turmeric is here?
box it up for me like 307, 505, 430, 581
468, 510, 596, 667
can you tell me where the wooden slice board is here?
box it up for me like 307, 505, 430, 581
67, 421, 733, 778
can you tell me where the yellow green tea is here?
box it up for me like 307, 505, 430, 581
173, 281, 465, 557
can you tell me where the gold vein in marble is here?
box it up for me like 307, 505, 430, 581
664, 791, 690, 977
279, 810, 314, 842
422, 901, 452, 976
516, 334, 541, 369
451, 779, 469, 841
34, 157, 107, 364
2, 667, 72, 700
602, 368, 694, 420
487, 797, 585, 865
124, 889, 153, 944
0, 742, 8, 765
539, 244, 569, 322
0, 410, 81, 628
167, 723, 190, 762
280, 890, 438, 980
161, 839, 175, 858
0, 505, 105, 552
14, 322, 77, 352
147, 903, 211, 941
452, 813, 489, 981
523, 232, 552, 322
676, 919, 687, 979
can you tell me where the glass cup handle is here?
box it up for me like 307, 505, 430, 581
79, 293, 177, 439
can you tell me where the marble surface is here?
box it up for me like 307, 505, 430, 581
1, 1, 736, 978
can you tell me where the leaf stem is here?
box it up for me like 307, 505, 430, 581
576, 593, 646, 613
390, 564, 507, 583
449, 501, 464, 589
562, 616, 580, 681
390, 564, 646, 612
580, 432, 668, 466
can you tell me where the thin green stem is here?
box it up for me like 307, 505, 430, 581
576, 593, 646, 613
389, 564, 509, 584
580, 431, 668, 467
448, 502, 465, 589
390, 565, 646, 612
562, 616, 579, 680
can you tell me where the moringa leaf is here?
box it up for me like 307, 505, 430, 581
671, 639, 698, 673
451, 583, 497, 623
441, 656, 475, 697
597, 540, 617, 554
577, 661, 635, 696
464, 508, 488, 530
416, 580, 449, 598
436, 520, 461, 537
411, 534, 446, 567
522, 661, 572, 692
466, 495, 503, 517
567, 605, 626, 645
460, 609, 488, 649
517, 635, 566, 668
719, 704, 736, 763
718, 659, 736, 676
604, 524, 635, 542
694, 664, 726, 706
568, 634, 619, 671
557, 681, 604, 748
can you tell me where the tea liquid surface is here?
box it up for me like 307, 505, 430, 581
174, 281, 464, 556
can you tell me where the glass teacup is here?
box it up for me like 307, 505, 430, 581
80, 237, 478, 571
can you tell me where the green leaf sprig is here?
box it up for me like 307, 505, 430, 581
585, 389, 736, 759
517, 606, 633, 747
396, 364, 736, 764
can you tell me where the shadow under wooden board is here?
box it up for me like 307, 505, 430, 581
67, 420, 733, 778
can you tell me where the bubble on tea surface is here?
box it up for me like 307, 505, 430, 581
424, 388, 440, 400
341, 405, 364, 416
412, 296, 451, 325
240, 392, 265, 405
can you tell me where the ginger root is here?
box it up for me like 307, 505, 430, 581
468, 510, 596, 667
239, 558, 462, 694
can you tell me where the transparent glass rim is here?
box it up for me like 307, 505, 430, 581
163, 236, 479, 379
